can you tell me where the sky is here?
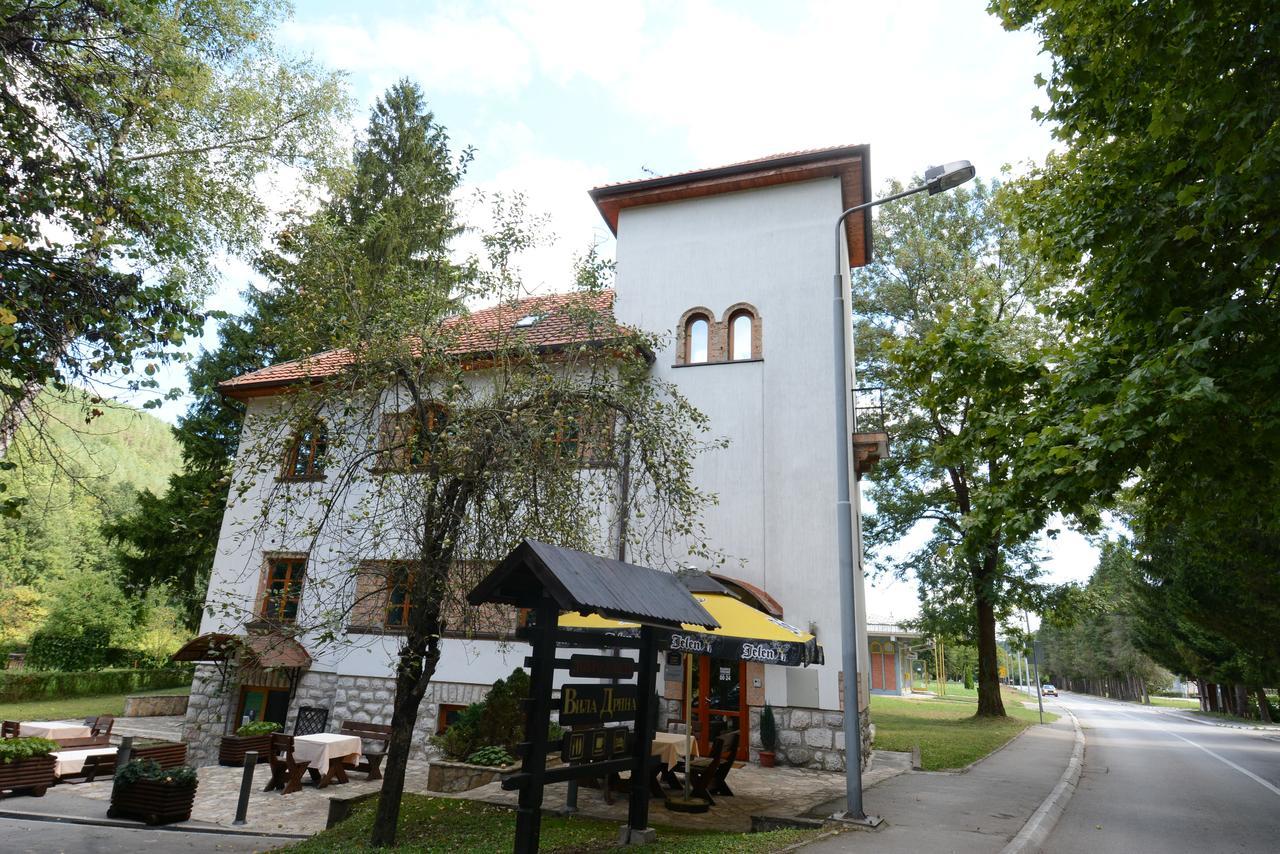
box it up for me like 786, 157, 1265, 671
137, 0, 1102, 618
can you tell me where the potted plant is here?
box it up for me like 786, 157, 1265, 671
218, 720, 279, 766
758, 703, 778, 767
0, 737, 58, 797
108, 759, 199, 825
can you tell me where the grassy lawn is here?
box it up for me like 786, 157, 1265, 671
1147, 696, 1199, 709
0, 684, 191, 722
870, 686, 1058, 771
279, 795, 821, 853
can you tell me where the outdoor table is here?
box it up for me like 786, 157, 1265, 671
51, 746, 117, 777
651, 732, 700, 796
292, 732, 362, 788
19, 721, 92, 740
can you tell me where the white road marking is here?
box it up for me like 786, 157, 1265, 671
1105, 706, 1280, 798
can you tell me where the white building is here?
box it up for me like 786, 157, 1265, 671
180, 145, 886, 771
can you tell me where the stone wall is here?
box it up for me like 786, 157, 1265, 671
746, 705, 872, 772
124, 693, 189, 717
182, 663, 237, 765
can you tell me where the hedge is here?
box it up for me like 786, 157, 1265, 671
0, 668, 192, 704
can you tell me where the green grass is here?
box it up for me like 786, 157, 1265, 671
279, 795, 821, 853
870, 686, 1058, 771
0, 684, 190, 722
1147, 696, 1199, 709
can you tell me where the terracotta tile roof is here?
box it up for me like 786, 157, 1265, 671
590, 144, 868, 195
219, 289, 618, 397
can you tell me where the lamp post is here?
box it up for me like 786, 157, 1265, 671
831, 160, 974, 823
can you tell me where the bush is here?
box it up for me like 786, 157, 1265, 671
0, 667, 192, 704
465, 746, 515, 767
760, 703, 778, 751
114, 758, 198, 789
235, 721, 281, 737
27, 627, 115, 671
430, 668, 538, 761
0, 737, 58, 764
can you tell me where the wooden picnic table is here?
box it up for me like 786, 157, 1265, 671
51, 746, 116, 778
19, 721, 92, 740
292, 732, 362, 789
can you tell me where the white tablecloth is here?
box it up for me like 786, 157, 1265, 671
19, 721, 92, 740
51, 746, 117, 777
651, 732, 699, 767
292, 733, 362, 775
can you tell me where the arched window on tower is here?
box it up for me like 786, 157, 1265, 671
729, 310, 754, 360
686, 315, 710, 364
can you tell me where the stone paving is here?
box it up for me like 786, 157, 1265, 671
452, 750, 911, 833
57, 758, 435, 836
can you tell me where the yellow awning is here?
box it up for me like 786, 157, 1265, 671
559, 593, 822, 666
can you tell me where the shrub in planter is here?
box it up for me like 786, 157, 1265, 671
0, 737, 58, 797
758, 703, 778, 768
466, 746, 515, 768
218, 721, 280, 766
108, 759, 199, 825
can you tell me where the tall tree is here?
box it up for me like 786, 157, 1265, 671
0, 0, 344, 481
854, 178, 1061, 716
211, 82, 722, 847
106, 287, 287, 627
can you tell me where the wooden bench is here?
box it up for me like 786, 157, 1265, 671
58, 751, 118, 784
338, 721, 392, 781
263, 734, 310, 795
675, 730, 739, 806
54, 735, 111, 749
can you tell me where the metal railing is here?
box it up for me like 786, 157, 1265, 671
852, 386, 885, 433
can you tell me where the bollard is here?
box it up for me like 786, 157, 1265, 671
111, 736, 134, 800
233, 751, 258, 825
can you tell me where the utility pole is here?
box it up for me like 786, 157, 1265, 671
1024, 611, 1044, 724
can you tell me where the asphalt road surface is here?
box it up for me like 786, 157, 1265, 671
0, 817, 282, 854
1044, 692, 1280, 853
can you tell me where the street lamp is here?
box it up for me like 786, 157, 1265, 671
831, 160, 974, 824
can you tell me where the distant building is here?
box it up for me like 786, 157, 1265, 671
866, 622, 923, 696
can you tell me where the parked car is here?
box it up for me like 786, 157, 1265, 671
1042, 684, 1058, 696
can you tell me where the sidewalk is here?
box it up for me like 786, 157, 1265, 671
801, 711, 1076, 853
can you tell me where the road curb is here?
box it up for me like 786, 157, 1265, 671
998, 705, 1084, 854
0, 808, 310, 839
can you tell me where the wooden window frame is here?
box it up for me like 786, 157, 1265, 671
383, 561, 415, 630
375, 404, 448, 473
260, 555, 307, 624
436, 703, 467, 735
280, 423, 328, 481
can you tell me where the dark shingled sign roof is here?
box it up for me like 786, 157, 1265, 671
468, 540, 719, 630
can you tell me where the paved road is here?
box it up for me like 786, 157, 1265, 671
1044, 692, 1280, 853
0, 816, 283, 853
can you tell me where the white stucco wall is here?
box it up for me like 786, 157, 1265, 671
611, 177, 865, 712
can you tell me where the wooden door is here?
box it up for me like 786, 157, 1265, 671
687, 656, 749, 761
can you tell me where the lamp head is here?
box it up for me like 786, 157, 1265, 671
924, 160, 976, 195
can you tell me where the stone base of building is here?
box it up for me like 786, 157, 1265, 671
181, 664, 492, 767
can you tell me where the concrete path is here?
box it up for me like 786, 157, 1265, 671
0, 815, 280, 854
1042, 692, 1280, 854
801, 712, 1076, 852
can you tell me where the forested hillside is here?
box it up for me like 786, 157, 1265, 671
0, 390, 184, 652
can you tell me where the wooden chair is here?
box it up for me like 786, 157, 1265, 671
59, 751, 118, 784
1, 721, 18, 738
263, 734, 311, 795
293, 706, 328, 737
338, 721, 392, 781
679, 730, 740, 806
84, 715, 114, 737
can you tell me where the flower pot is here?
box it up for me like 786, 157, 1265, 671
108, 778, 198, 825
0, 755, 56, 797
219, 734, 272, 766
758, 750, 776, 768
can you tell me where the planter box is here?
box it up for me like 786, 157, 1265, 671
133, 741, 188, 769
218, 734, 272, 766
108, 779, 198, 825
0, 754, 56, 798
426, 759, 519, 793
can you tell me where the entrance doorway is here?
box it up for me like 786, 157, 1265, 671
237, 686, 290, 729
686, 655, 749, 761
